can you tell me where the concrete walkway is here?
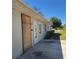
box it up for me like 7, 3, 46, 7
19, 40, 66, 59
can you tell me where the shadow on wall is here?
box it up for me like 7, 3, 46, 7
44, 30, 64, 59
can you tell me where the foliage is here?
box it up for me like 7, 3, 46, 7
44, 30, 55, 39
50, 17, 62, 29
44, 24, 66, 40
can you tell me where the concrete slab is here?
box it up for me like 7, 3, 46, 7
18, 40, 66, 59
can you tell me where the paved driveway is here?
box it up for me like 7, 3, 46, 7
19, 40, 66, 59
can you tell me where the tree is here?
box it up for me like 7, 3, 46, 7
50, 17, 62, 29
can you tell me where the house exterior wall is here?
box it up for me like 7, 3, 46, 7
31, 19, 46, 45
12, 9, 23, 59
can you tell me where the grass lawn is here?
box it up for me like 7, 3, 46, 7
60, 28, 66, 40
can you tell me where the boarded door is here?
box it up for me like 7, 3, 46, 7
21, 14, 32, 52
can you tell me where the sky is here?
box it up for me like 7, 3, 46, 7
22, 0, 66, 25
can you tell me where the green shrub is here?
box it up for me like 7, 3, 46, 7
44, 30, 54, 39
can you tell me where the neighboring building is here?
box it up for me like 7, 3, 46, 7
12, 0, 51, 59
45, 20, 52, 31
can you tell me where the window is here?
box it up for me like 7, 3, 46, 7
35, 25, 37, 38
39, 24, 41, 33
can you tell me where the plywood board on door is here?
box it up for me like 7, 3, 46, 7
21, 14, 32, 52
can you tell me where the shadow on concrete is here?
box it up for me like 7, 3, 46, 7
18, 31, 64, 59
